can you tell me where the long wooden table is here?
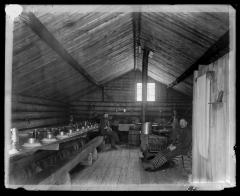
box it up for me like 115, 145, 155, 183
8, 127, 103, 186
10, 127, 99, 161
38, 136, 103, 185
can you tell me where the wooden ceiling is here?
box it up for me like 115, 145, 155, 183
12, 5, 229, 102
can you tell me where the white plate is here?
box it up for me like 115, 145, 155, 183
56, 135, 69, 140
41, 138, 57, 143
22, 142, 42, 148
18, 133, 29, 137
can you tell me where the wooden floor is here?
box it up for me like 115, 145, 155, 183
69, 145, 190, 190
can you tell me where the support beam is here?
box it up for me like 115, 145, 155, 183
141, 48, 150, 123
132, 12, 141, 71
168, 30, 229, 88
132, 13, 137, 71
20, 12, 101, 88
5, 13, 14, 187
102, 87, 104, 102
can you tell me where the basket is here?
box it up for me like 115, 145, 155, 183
128, 130, 140, 146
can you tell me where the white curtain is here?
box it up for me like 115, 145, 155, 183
196, 74, 210, 159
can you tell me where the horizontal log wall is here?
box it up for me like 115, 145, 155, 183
70, 103, 192, 123
11, 94, 69, 131
70, 71, 192, 122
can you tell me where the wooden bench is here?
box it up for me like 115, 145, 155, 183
38, 136, 103, 185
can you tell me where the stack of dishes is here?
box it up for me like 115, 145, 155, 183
22, 138, 42, 148
56, 131, 69, 140
9, 148, 20, 155
67, 129, 75, 136
41, 131, 57, 143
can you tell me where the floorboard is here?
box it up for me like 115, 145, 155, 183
70, 145, 190, 190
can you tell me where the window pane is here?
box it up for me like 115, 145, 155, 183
137, 83, 142, 101
147, 83, 155, 101
136, 83, 155, 101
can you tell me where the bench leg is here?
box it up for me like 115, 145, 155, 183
62, 172, 71, 185
92, 148, 98, 161
182, 155, 185, 169
79, 152, 93, 166
46, 172, 71, 185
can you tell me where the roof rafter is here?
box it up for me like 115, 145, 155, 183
70, 69, 134, 101
168, 30, 229, 88
20, 12, 102, 88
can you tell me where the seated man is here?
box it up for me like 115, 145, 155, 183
100, 113, 120, 150
142, 118, 191, 171
69, 115, 77, 129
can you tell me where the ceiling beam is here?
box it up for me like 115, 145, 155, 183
68, 85, 99, 102
70, 69, 134, 102
168, 30, 229, 88
98, 69, 133, 85
20, 12, 101, 88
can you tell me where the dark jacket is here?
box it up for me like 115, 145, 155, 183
169, 128, 178, 144
99, 118, 110, 135
175, 127, 192, 153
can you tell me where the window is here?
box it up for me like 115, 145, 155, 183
136, 83, 155, 101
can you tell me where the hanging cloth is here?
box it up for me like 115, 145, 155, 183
196, 73, 210, 159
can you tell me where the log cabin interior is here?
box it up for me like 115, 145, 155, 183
5, 5, 236, 190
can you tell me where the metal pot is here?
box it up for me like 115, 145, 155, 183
28, 137, 36, 144
141, 122, 152, 135
47, 132, 54, 139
